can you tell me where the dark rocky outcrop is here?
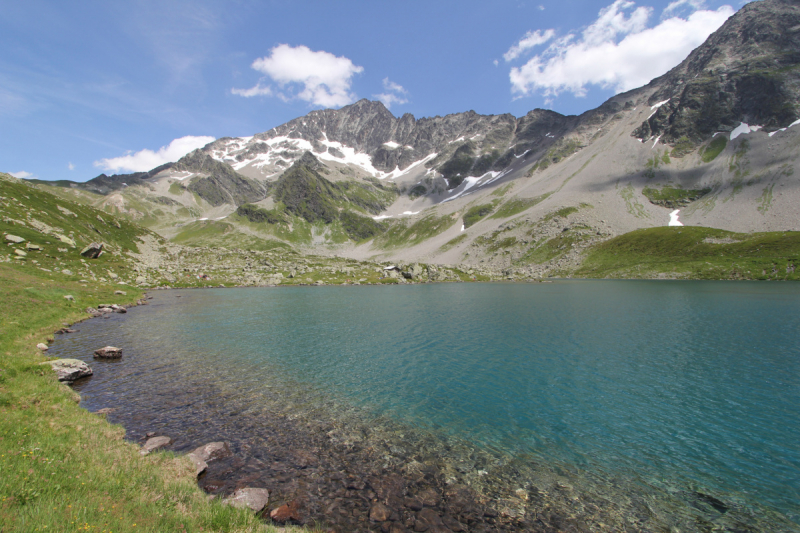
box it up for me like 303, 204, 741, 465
634, 0, 800, 145
80, 242, 104, 258
176, 151, 267, 207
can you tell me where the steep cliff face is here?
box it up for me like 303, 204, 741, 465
634, 0, 800, 145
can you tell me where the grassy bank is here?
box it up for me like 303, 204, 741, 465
0, 262, 301, 532
575, 226, 800, 280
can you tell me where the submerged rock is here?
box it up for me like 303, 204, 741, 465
191, 441, 232, 463
269, 500, 300, 523
223, 487, 270, 513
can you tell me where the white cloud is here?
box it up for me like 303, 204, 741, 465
373, 77, 408, 109
68, 162, 75, 171
508, 0, 734, 99
233, 44, 363, 108
10, 171, 33, 179
231, 84, 272, 98
504, 29, 556, 62
94, 135, 215, 173
662, 0, 705, 18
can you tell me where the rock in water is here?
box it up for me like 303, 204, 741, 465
370, 503, 393, 522
80, 242, 104, 258
94, 346, 122, 358
224, 488, 270, 513
140, 436, 173, 456
40, 359, 93, 382
187, 452, 208, 476
269, 500, 300, 523
190, 441, 232, 462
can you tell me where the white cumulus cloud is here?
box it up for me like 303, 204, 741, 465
68, 162, 75, 171
508, 0, 734, 99
373, 77, 408, 109
10, 171, 33, 179
233, 44, 363, 108
504, 29, 556, 62
94, 135, 215, 173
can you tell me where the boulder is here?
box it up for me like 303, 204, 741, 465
25, 243, 41, 251
5, 234, 25, 244
57, 234, 76, 247
190, 441, 232, 463
36, 342, 49, 351
94, 346, 122, 358
187, 452, 208, 476
14, 249, 27, 257
114, 290, 127, 295
269, 500, 300, 523
80, 242, 104, 259
140, 435, 173, 456
61, 269, 73, 276
223, 488, 270, 513
41, 359, 93, 382
63, 295, 74, 301
370, 503, 394, 522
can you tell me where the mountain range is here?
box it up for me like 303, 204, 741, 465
31, 0, 800, 279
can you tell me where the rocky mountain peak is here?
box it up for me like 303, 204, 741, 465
634, 0, 800, 146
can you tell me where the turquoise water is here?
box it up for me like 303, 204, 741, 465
53, 281, 800, 530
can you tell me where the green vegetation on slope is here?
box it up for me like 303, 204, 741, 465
641, 186, 712, 208
462, 203, 496, 228
0, 175, 303, 532
699, 136, 727, 163
576, 226, 800, 280
374, 214, 458, 249
490, 193, 551, 219
339, 211, 386, 242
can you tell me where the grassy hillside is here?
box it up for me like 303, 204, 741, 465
0, 174, 305, 532
576, 226, 800, 280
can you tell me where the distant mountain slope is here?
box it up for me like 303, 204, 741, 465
27, 0, 800, 275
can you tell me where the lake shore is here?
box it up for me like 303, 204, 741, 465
47, 283, 800, 533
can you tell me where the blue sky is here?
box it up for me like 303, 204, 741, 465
1, 0, 743, 182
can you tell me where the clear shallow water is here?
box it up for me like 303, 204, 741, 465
51, 281, 800, 530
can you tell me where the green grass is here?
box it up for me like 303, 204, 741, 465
0, 265, 303, 533
490, 193, 551, 220
699, 136, 727, 163
373, 214, 458, 249
462, 203, 495, 228
542, 205, 580, 222
641, 186, 711, 208
576, 226, 800, 280
168, 181, 185, 196
670, 136, 695, 158
438, 233, 468, 252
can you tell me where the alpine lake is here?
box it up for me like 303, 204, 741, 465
48, 280, 800, 532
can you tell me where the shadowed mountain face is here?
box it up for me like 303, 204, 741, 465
634, 0, 800, 144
